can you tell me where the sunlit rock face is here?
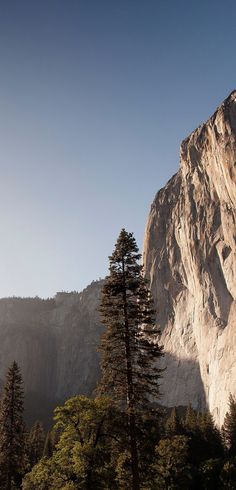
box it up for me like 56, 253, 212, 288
0, 281, 103, 426
143, 91, 236, 426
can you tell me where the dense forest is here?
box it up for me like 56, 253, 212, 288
0, 230, 235, 489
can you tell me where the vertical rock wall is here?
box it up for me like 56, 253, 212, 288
143, 91, 236, 425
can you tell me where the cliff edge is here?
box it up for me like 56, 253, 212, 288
143, 91, 236, 425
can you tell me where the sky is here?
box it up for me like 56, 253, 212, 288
0, 0, 235, 298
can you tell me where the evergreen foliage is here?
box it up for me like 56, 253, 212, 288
152, 435, 192, 489
137, 410, 162, 488
21, 392, 235, 488
28, 421, 45, 468
220, 457, 236, 488
43, 430, 55, 459
199, 458, 223, 490
222, 394, 236, 455
199, 411, 223, 461
165, 407, 182, 437
98, 229, 163, 407
184, 404, 198, 433
0, 361, 27, 489
98, 229, 163, 489
182, 406, 223, 467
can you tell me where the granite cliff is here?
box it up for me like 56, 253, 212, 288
1, 92, 236, 428
143, 91, 236, 425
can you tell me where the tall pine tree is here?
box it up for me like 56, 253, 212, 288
223, 394, 236, 455
0, 361, 27, 490
98, 229, 163, 490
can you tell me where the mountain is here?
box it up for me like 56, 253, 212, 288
1, 92, 235, 428
143, 90, 236, 425
0, 281, 103, 427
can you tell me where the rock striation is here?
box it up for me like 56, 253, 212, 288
143, 90, 236, 426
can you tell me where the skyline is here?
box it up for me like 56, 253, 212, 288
0, 0, 236, 298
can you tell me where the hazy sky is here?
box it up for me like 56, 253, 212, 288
0, 0, 235, 298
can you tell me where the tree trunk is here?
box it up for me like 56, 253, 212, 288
122, 258, 140, 490
129, 411, 140, 490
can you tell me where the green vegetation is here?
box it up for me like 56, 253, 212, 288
152, 435, 192, 489
0, 367, 235, 489
0, 361, 27, 489
21, 397, 236, 489
28, 421, 45, 468
222, 393, 236, 456
98, 229, 163, 489
23, 396, 123, 489
0, 230, 235, 488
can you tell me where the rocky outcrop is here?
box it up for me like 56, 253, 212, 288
143, 91, 236, 426
0, 281, 103, 426
1, 92, 236, 428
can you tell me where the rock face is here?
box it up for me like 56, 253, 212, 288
0, 281, 103, 427
143, 91, 236, 426
1, 92, 236, 429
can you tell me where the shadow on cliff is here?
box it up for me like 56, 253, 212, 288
159, 352, 207, 413
24, 391, 63, 429
25, 352, 207, 429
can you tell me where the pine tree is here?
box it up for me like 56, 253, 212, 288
28, 421, 45, 468
0, 361, 27, 489
153, 436, 192, 489
98, 229, 163, 490
43, 430, 54, 458
184, 403, 198, 433
165, 407, 182, 437
223, 394, 236, 455
199, 411, 223, 459
43, 427, 60, 458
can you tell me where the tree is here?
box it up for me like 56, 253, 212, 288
222, 394, 236, 455
199, 411, 223, 460
98, 229, 163, 490
165, 407, 182, 437
22, 457, 54, 490
23, 396, 123, 490
152, 436, 192, 489
28, 421, 45, 468
220, 457, 236, 488
0, 361, 27, 489
199, 458, 223, 490
43, 430, 56, 459
183, 406, 223, 468
184, 404, 198, 433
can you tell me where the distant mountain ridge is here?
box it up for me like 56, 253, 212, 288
0, 281, 103, 427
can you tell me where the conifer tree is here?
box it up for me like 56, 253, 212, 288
200, 411, 223, 459
153, 436, 192, 489
223, 394, 236, 455
43, 430, 54, 459
165, 407, 182, 437
98, 229, 163, 490
42, 427, 61, 459
0, 361, 27, 489
28, 421, 45, 468
184, 403, 198, 433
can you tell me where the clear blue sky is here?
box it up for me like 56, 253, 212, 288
0, 0, 235, 298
